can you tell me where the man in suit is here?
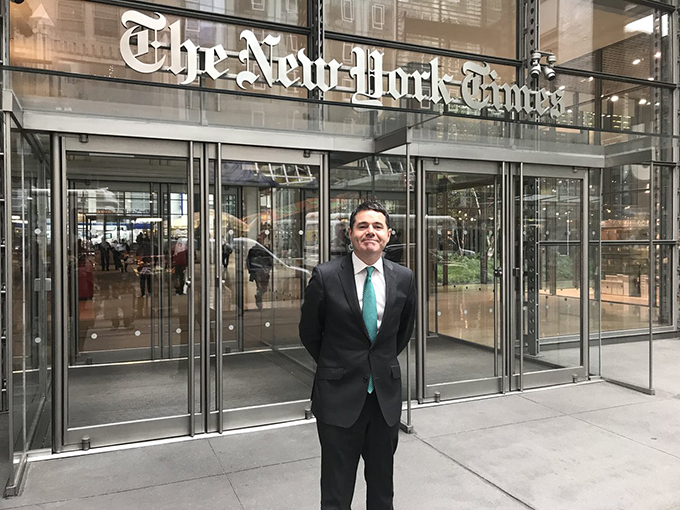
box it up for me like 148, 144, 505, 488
300, 201, 416, 510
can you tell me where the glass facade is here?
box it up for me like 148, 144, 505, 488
0, 0, 677, 494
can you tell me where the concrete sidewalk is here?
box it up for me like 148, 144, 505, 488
2, 380, 680, 510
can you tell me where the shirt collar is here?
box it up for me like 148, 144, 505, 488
352, 251, 384, 276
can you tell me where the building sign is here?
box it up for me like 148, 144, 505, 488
120, 11, 564, 118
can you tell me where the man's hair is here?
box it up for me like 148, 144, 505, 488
349, 201, 390, 229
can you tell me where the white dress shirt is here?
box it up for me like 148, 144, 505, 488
352, 251, 386, 330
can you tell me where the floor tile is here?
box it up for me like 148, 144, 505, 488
426, 415, 680, 510
412, 394, 562, 439
8, 440, 223, 507
521, 381, 655, 415
209, 423, 319, 473
228, 457, 320, 510
36, 475, 242, 510
577, 398, 680, 458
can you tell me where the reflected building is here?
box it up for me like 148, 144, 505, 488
0, 0, 678, 496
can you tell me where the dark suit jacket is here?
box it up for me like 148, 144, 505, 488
299, 254, 416, 428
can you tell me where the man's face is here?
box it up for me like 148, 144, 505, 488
349, 210, 391, 262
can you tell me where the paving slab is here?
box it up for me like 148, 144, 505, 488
208, 422, 320, 473
521, 381, 656, 415
228, 457, 320, 510
576, 398, 680, 458
34, 475, 242, 510
411, 394, 563, 439
0, 440, 224, 508
426, 415, 680, 510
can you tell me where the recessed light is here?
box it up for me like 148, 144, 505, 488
648, 77, 655, 81
655, 51, 661, 58
655, 102, 660, 106
639, 99, 647, 105
558, 85, 565, 90
611, 95, 619, 102
588, 77, 594, 82
632, 58, 641, 65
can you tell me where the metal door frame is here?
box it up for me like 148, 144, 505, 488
417, 158, 507, 402
510, 163, 589, 392
54, 135, 196, 451
209, 144, 325, 433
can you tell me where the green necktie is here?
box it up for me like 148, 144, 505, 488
363, 266, 377, 393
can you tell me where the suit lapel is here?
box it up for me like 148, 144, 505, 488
338, 255, 370, 340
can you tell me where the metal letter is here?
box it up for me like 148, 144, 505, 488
200, 44, 229, 81
169, 20, 199, 85
387, 67, 409, 101
429, 57, 453, 105
119, 11, 167, 74
237, 30, 278, 88
460, 61, 490, 110
297, 50, 342, 93
277, 54, 300, 88
350, 48, 383, 106
409, 69, 431, 103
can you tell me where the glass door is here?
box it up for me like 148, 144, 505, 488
512, 164, 589, 390
421, 159, 505, 401
59, 137, 196, 448
212, 146, 322, 431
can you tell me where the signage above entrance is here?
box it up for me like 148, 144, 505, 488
120, 11, 564, 119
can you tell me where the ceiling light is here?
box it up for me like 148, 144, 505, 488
632, 58, 641, 65
655, 51, 661, 59
610, 95, 619, 102
558, 85, 565, 90
639, 98, 647, 105
648, 77, 655, 81
588, 76, 594, 82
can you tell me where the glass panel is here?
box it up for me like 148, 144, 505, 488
602, 165, 650, 241
588, 169, 601, 376
655, 166, 673, 240
329, 155, 412, 399
329, 156, 410, 265
325, 0, 516, 59
66, 154, 191, 427
599, 245, 650, 333
142, 0, 308, 25
519, 176, 583, 375
220, 160, 319, 410
425, 170, 501, 386
540, 0, 671, 81
10, 127, 26, 464
545, 74, 672, 134
600, 244, 651, 389
10, 1, 306, 98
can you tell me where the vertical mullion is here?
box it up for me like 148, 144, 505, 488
518, 163, 524, 391
215, 144, 223, 433
649, 163, 655, 393
187, 142, 195, 436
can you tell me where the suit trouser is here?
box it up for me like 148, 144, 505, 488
316, 392, 399, 510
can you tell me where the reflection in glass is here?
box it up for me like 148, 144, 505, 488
540, 0, 668, 81
425, 170, 501, 386
520, 176, 583, 373
326, 0, 516, 59
220, 160, 319, 410
67, 155, 190, 427
10, 127, 53, 470
330, 156, 410, 266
